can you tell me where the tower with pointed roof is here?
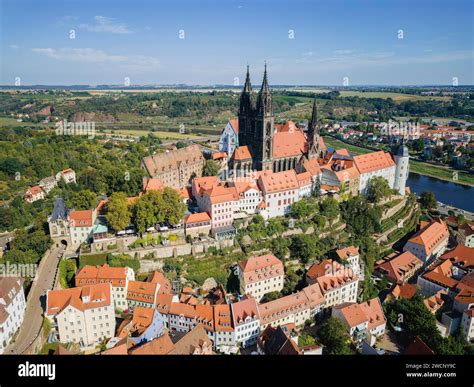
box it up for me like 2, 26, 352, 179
254, 64, 275, 170
238, 65, 255, 149
307, 96, 320, 159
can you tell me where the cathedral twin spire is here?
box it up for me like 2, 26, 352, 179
239, 64, 273, 117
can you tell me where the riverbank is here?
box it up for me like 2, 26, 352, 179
323, 136, 474, 187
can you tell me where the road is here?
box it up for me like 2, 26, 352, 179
5, 246, 63, 354
436, 203, 474, 221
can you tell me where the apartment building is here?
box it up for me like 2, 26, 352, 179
237, 254, 284, 302
46, 283, 115, 347
376, 251, 423, 284
332, 297, 386, 347
0, 277, 26, 354
126, 281, 159, 310
403, 219, 449, 263
75, 264, 135, 311
231, 297, 260, 348
353, 151, 396, 195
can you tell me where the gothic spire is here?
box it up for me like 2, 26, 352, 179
309, 96, 318, 131
243, 64, 252, 93
260, 62, 270, 94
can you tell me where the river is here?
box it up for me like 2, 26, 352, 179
407, 173, 474, 212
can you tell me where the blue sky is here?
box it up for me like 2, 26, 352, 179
1, 0, 473, 85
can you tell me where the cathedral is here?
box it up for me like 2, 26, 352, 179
228, 65, 326, 175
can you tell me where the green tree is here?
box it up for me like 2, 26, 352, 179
367, 176, 392, 203
202, 159, 220, 177
319, 196, 340, 219
419, 191, 437, 211
67, 190, 98, 210
106, 192, 131, 232
317, 317, 353, 355
290, 200, 310, 219
290, 234, 317, 263
162, 187, 186, 225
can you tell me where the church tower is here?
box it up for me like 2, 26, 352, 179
238, 65, 254, 149
254, 64, 274, 170
307, 96, 320, 159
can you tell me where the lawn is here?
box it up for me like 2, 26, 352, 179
409, 160, 474, 187
322, 136, 372, 155
339, 91, 450, 102
79, 253, 107, 268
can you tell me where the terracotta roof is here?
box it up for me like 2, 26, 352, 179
232, 145, 252, 161
353, 151, 395, 174
258, 291, 310, 325
441, 245, 474, 269
335, 297, 385, 330
407, 219, 449, 256
69, 209, 93, 228
212, 151, 227, 160
275, 120, 297, 133
296, 171, 312, 186
422, 260, 458, 289
147, 271, 172, 294
127, 281, 158, 303
130, 307, 155, 334
192, 175, 219, 196
169, 302, 196, 319
231, 297, 259, 326
391, 283, 418, 300
303, 158, 322, 176
229, 118, 239, 133
142, 177, 164, 192
202, 184, 238, 205
184, 212, 211, 225
301, 283, 325, 308
195, 304, 215, 331
336, 246, 359, 261
258, 325, 301, 355
423, 290, 447, 313
213, 304, 233, 332
377, 251, 423, 283
155, 293, 173, 314
454, 288, 474, 305
258, 169, 299, 194
129, 333, 175, 355
239, 254, 284, 285
272, 130, 307, 158
75, 264, 129, 287
26, 185, 44, 195
47, 283, 111, 316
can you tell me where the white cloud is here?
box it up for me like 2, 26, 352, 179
31, 48, 160, 70
79, 16, 133, 34
9, 44, 19, 50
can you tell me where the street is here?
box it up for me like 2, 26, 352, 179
5, 246, 63, 354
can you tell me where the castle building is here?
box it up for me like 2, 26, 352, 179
231, 65, 326, 175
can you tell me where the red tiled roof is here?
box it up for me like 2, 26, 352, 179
353, 151, 395, 174
69, 209, 93, 227
184, 212, 211, 225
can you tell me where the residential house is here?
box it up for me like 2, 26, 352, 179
237, 254, 284, 302
0, 277, 26, 354
24, 185, 45, 203
75, 264, 135, 311
231, 297, 260, 348
403, 219, 449, 263
46, 283, 115, 347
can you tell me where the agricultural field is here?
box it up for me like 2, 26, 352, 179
339, 91, 451, 102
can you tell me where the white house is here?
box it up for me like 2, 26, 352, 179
403, 219, 449, 264
56, 168, 76, 184
231, 297, 260, 348
353, 151, 396, 195
75, 264, 135, 311
461, 309, 474, 344
0, 277, 26, 354
46, 283, 115, 347
237, 254, 284, 302
257, 170, 299, 219
332, 297, 386, 347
